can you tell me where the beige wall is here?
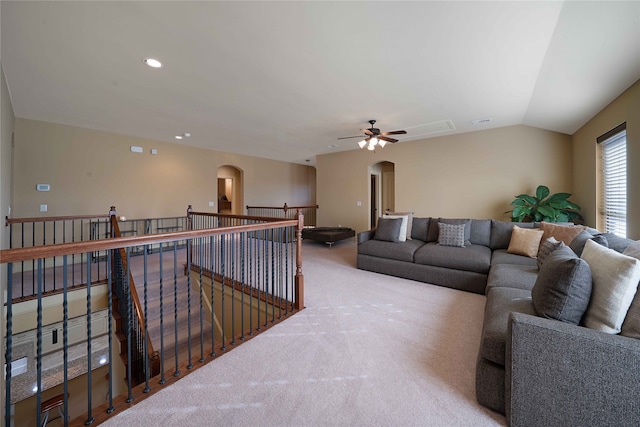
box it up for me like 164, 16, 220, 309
12, 119, 315, 220
572, 80, 640, 239
1, 63, 16, 427
317, 125, 573, 233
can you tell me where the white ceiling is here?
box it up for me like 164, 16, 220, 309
2, 1, 639, 165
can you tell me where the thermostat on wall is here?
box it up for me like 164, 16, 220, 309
36, 184, 50, 192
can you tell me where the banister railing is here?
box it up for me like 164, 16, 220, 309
5, 213, 110, 299
2, 206, 304, 426
109, 209, 160, 389
246, 203, 318, 227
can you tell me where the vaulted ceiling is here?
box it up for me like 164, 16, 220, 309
2, 1, 639, 164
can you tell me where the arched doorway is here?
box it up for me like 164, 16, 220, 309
368, 161, 395, 229
217, 165, 244, 215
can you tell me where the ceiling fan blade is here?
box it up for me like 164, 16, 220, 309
381, 130, 407, 136
337, 135, 366, 140
360, 129, 374, 136
378, 136, 398, 143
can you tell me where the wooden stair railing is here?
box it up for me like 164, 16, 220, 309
109, 209, 160, 386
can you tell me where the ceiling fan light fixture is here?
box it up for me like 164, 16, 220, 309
370, 137, 378, 146
358, 140, 367, 149
367, 142, 376, 151
378, 139, 387, 148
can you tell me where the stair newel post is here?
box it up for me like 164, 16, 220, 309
295, 209, 304, 310
109, 206, 117, 238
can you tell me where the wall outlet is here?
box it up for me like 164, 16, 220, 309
40, 204, 47, 212
209, 201, 215, 207
356, 201, 362, 207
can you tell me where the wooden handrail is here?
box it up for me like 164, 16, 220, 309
5, 213, 109, 226
0, 220, 297, 264
245, 203, 318, 211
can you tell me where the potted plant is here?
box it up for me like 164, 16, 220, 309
507, 185, 583, 223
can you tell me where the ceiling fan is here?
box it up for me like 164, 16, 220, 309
338, 119, 407, 150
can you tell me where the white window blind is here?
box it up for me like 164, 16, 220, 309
600, 125, 627, 237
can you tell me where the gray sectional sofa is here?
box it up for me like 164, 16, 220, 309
357, 217, 640, 426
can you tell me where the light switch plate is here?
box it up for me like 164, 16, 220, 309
40, 204, 47, 212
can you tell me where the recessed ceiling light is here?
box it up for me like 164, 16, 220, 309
328, 144, 339, 149
143, 58, 163, 68
175, 135, 183, 140
175, 132, 191, 140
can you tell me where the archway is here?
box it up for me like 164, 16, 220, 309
217, 165, 244, 215
368, 161, 395, 229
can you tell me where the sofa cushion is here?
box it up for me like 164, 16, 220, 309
537, 237, 562, 269
486, 264, 539, 293
601, 232, 632, 253
414, 242, 491, 274
490, 220, 536, 250
540, 221, 587, 246
470, 219, 492, 247
582, 239, 640, 334
428, 218, 471, 243
411, 217, 429, 241
358, 239, 425, 263
385, 212, 412, 241
507, 226, 544, 258
531, 243, 592, 325
437, 222, 466, 247
621, 241, 640, 339
569, 229, 608, 257
374, 217, 403, 242
480, 287, 536, 366
490, 249, 538, 267
383, 214, 409, 242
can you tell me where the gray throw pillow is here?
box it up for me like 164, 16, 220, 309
537, 237, 562, 269
374, 217, 403, 243
531, 243, 593, 325
569, 230, 609, 257
437, 222, 466, 247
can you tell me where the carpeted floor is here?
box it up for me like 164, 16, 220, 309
102, 239, 506, 426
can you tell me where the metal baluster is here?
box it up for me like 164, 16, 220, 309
210, 235, 216, 357
159, 245, 166, 385
143, 248, 151, 393
271, 231, 275, 323
231, 233, 235, 345
125, 248, 134, 403
72, 220, 76, 287
107, 249, 115, 413
220, 234, 226, 350
249, 226, 254, 335
86, 254, 94, 424
36, 259, 43, 427
198, 237, 205, 363
53, 220, 57, 292
5, 263, 13, 427
241, 232, 246, 340
187, 236, 193, 369
32, 222, 35, 296
173, 241, 180, 377
62, 255, 69, 426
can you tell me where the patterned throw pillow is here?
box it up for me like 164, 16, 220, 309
437, 222, 466, 247
537, 237, 562, 269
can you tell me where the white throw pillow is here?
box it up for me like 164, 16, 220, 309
581, 239, 640, 334
383, 214, 408, 242
621, 241, 640, 338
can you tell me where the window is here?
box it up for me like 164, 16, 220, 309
598, 123, 627, 237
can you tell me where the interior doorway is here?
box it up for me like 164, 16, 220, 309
368, 161, 395, 229
217, 165, 243, 215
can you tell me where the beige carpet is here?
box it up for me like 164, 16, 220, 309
102, 239, 506, 426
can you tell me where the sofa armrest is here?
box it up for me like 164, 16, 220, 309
506, 312, 640, 427
357, 229, 375, 245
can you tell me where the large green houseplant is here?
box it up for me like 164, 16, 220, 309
507, 185, 583, 223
